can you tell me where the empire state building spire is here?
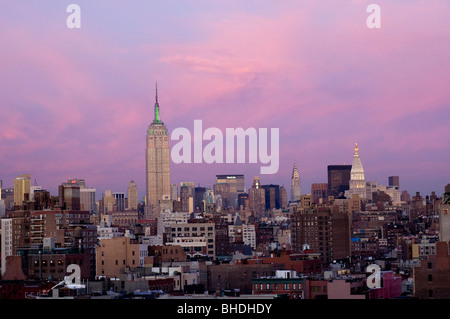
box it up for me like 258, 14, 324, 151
153, 82, 162, 124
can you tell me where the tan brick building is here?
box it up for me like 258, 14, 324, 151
96, 237, 148, 278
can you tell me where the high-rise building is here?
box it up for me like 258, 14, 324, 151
194, 187, 206, 212
127, 180, 138, 210
67, 178, 86, 188
346, 143, 366, 199
113, 192, 125, 211
215, 175, 245, 193
388, 176, 400, 187
146, 85, 171, 218
248, 177, 266, 216
80, 187, 96, 213
311, 183, 328, 204
170, 183, 178, 201
290, 162, 301, 202
13, 174, 31, 206
262, 184, 280, 211
213, 183, 230, 209
327, 165, 351, 199
102, 190, 116, 215
216, 175, 245, 208
290, 206, 351, 264
180, 186, 192, 212
280, 186, 288, 209
67, 179, 96, 213
58, 183, 81, 210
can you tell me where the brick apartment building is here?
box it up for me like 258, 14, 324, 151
414, 241, 450, 298
290, 206, 351, 264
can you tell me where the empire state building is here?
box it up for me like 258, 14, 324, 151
146, 85, 171, 218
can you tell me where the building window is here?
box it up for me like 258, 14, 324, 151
428, 262, 432, 269
428, 274, 432, 282
429, 290, 433, 298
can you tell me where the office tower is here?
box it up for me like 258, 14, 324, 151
180, 182, 195, 212
327, 165, 351, 198
58, 183, 81, 210
67, 178, 86, 188
290, 161, 301, 202
311, 183, 328, 204
113, 192, 125, 211
66, 179, 96, 213
388, 176, 400, 187
238, 193, 248, 210
170, 183, 178, 200
216, 175, 245, 208
102, 190, 116, 214
280, 186, 287, 209
262, 184, 280, 211
195, 187, 206, 212
13, 174, 31, 206
248, 177, 266, 216
1, 188, 14, 211
29, 185, 43, 201
80, 188, 96, 213
180, 182, 195, 196
180, 186, 191, 212
213, 183, 230, 209
347, 143, 366, 199
127, 180, 138, 210
203, 188, 216, 213
146, 84, 171, 218
215, 175, 245, 193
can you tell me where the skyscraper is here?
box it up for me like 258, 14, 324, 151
248, 177, 266, 216
290, 161, 301, 202
13, 174, 31, 206
127, 180, 138, 210
347, 143, 366, 199
327, 165, 351, 199
113, 192, 125, 211
146, 84, 171, 218
388, 176, 400, 188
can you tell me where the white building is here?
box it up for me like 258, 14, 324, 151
1, 219, 13, 276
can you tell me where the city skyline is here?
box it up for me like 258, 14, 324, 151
1, 1, 449, 199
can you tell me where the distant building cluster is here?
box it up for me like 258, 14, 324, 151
1, 91, 450, 300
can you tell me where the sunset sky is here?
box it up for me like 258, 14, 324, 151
1, 1, 449, 200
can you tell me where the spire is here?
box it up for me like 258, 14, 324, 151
354, 142, 359, 156
292, 161, 300, 179
153, 82, 162, 124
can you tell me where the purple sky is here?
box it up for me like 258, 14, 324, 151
1, 1, 449, 200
